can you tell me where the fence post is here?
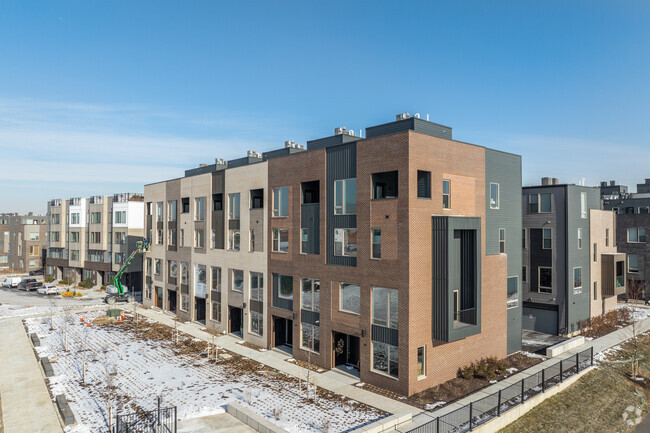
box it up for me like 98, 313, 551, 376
174, 406, 177, 432
576, 353, 580, 373
590, 346, 594, 366
521, 379, 525, 404
436, 416, 440, 432
469, 402, 473, 430
542, 368, 545, 392
560, 360, 563, 383
497, 389, 502, 416
157, 396, 161, 427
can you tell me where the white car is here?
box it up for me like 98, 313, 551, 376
3, 277, 21, 288
37, 284, 60, 295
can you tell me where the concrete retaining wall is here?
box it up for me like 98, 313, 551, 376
349, 412, 412, 432
547, 336, 585, 357
226, 401, 289, 433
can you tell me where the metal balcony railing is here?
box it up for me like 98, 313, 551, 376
454, 307, 477, 326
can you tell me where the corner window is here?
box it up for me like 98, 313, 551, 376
334, 178, 357, 215
371, 228, 381, 259
278, 275, 293, 300
577, 228, 583, 249
334, 228, 357, 257
573, 267, 582, 294
442, 179, 451, 209
417, 170, 431, 198
340, 283, 360, 314
372, 287, 398, 329
273, 186, 289, 217
490, 183, 499, 209
543, 228, 552, 249
499, 228, 506, 254
538, 266, 552, 293
228, 194, 240, 219
232, 269, 244, 292
272, 228, 289, 253
300, 278, 320, 312
628, 254, 639, 273
372, 171, 398, 199
580, 192, 587, 219
528, 194, 539, 213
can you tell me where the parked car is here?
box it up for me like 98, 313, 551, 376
20, 281, 43, 292
37, 284, 59, 295
18, 278, 37, 290
29, 269, 43, 276
3, 277, 22, 288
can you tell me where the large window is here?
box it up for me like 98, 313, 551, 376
580, 192, 587, 219
272, 228, 289, 253
278, 275, 293, 300
157, 202, 163, 222
334, 178, 356, 215
573, 267, 582, 294
300, 278, 320, 312
51, 213, 60, 224
372, 287, 398, 329
250, 272, 264, 301
90, 212, 101, 224
29, 245, 39, 256
181, 262, 188, 285
168, 200, 177, 221
70, 212, 80, 224
168, 260, 177, 280
334, 228, 357, 257
373, 341, 398, 378
628, 228, 646, 243
194, 229, 205, 248
195, 197, 205, 221
301, 323, 319, 353
490, 183, 499, 209
211, 267, 221, 291
250, 189, 264, 209
340, 283, 360, 314
543, 228, 552, 249
538, 267, 552, 293
168, 229, 177, 247
90, 232, 101, 243
228, 229, 240, 251
232, 269, 244, 292
70, 231, 80, 243
629, 254, 639, 273
228, 193, 240, 219
181, 197, 190, 213
540, 193, 552, 213
115, 211, 127, 224
499, 228, 506, 254
371, 228, 381, 259
417, 170, 431, 198
372, 171, 398, 199
115, 232, 126, 244
250, 311, 263, 336
273, 186, 289, 217
442, 179, 451, 209
528, 194, 538, 213
195, 264, 207, 296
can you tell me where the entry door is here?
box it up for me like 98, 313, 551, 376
168, 290, 177, 312
230, 307, 242, 334
333, 333, 360, 368
156, 287, 163, 307
195, 298, 206, 322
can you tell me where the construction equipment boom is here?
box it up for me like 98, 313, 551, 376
104, 239, 150, 304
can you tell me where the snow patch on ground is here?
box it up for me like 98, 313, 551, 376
594, 344, 622, 363
619, 304, 650, 321
506, 367, 518, 374
25, 312, 385, 433
0, 304, 51, 318
425, 401, 445, 411
521, 351, 546, 359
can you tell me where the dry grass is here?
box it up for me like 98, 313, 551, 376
502, 334, 650, 433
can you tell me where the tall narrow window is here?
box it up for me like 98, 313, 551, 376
543, 228, 552, 249
577, 228, 583, 249
273, 186, 289, 217
442, 179, 451, 209
629, 254, 639, 273
194, 229, 205, 248
490, 183, 500, 209
605, 228, 610, 246
168, 200, 177, 221
228, 229, 240, 251
593, 243, 597, 262
334, 179, 357, 215
181, 197, 190, 213
528, 194, 539, 213
371, 228, 381, 259
157, 202, 163, 222
417, 346, 426, 377
301, 278, 320, 312
573, 267, 582, 294
249, 230, 255, 252
499, 228, 506, 253
272, 228, 289, 253
522, 229, 526, 249
507, 276, 518, 308
539, 267, 552, 293
540, 193, 552, 213
417, 171, 431, 198
372, 287, 398, 329
300, 228, 308, 254
593, 282, 598, 300
580, 192, 587, 219
195, 197, 205, 221
232, 269, 244, 292
228, 193, 240, 219
522, 265, 527, 283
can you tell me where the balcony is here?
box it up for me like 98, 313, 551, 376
113, 193, 144, 203
601, 253, 626, 297
453, 307, 477, 328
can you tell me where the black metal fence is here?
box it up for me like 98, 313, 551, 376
114, 405, 177, 433
407, 347, 594, 433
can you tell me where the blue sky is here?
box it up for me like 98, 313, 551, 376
1, 1, 649, 213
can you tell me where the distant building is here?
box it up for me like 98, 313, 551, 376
0, 213, 47, 273
602, 179, 650, 300
522, 178, 623, 336
45, 194, 144, 291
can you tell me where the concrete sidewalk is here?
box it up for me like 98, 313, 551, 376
395, 313, 650, 432
0, 318, 62, 433
136, 307, 419, 416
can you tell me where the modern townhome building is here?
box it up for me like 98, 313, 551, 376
142, 151, 271, 348
602, 179, 650, 301
45, 194, 145, 291
144, 114, 523, 396
0, 213, 47, 273
522, 178, 623, 336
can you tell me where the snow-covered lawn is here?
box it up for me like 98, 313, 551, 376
618, 303, 650, 321
0, 304, 51, 318
25, 311, 385, 433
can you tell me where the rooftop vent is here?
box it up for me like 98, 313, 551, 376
247, 150, 262, 159
199, 163, 207, 168
396, 113, 411, 121
215, 158, 227, 166
645, 179, 650, 185
541, 177, 560, 186
600, 181, 607, 187
610, 180, 616, 186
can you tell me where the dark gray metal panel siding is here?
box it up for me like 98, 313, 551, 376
227, 156, 263, 169
615, 214, 650, 300
431, 216, 449, 341
365, 117, 452, 140
485, 149, 523, 353
211, 172, 225, 249
272, 273, 293, 311
301, 203, 320, 254
371, 324, 399, 346
262, 147, 305, 161
522, 306, 558, 335
326, 143, 357, 267
306, 134, 358, 151
530, 229, 552, 293
300, 309, 320, 326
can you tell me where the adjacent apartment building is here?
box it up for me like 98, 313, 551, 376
602, 179, 650, 301
45, 194, 145, 291
143, 114, 523, 396
0, 213, 47, 273
522, 178, 624, 336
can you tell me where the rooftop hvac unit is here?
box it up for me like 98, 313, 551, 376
396, 113, 410, 121
199, 163, 207, 168
335, 126, 347, 135
247, 150, 262, 159
347, 129, 355, 136
285, 140, 296, 148
215, 158, 226, 166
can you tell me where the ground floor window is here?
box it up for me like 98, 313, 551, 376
30, 259, 38, 268
211, 301, 221, 322
372, 341, 398, 378
417, 346, 425, 377
46, 265, 54, 276
250, 311, 263, 336
83, 269, 92, 281
181, 294, 189, 312
301, 323, 319, 353
145, 283, 152, 300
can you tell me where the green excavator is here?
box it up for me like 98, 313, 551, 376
104, 239, 151, 304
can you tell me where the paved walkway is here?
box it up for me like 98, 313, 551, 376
394, 313, 650, 432
136, 307, 419, 416
0, 318, 62, 433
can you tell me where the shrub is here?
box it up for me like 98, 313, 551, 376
78, 278, 94, 289
459, 357, 506, 380
59, 279, 70, 285
460, 363, 476, 379
44, 276, 54, 283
